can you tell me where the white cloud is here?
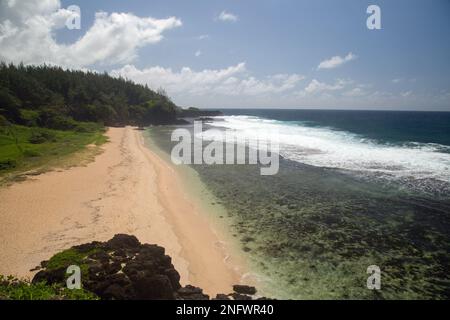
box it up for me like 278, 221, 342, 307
392, 78, 417, 84
217, 11, 238, 22
195, 50, 202, 57
0, 0, 182, 67
342, 87, 366, 97
197, 34, 209, 40
401, 91, 413, 97
318, 52, 357, 70
111, 63, 304, 104
300, 79, 350, 95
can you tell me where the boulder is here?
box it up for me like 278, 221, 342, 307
31, 234, 269, 300
233, 284, 257, 295
106, 234, 141, 249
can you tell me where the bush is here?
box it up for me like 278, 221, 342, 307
29, 130, 56, 144
23, 149, 42, 157
0, 88, 21, 123
0, 275, 98, 300
0, 159, 16, 170
47, 115, 78, 131
74, 121, 103, 133
20, 109, 40, 126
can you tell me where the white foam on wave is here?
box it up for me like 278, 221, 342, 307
204, 115, 450, 183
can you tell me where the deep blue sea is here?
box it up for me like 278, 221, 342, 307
219, 109, 450, 146
208, 109, 450, 192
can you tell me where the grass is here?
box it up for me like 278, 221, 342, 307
45, 247, 100, 280
0, 124, 108, 184
45, 248, 90, 271
0, 245, 103, 300
0, 275, 98, 300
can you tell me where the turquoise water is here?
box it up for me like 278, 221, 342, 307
148, 109, 450, 299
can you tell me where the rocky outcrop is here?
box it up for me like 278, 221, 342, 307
233, 284, 257, 295
32, 234, 262, 300
177, 107, 223, 118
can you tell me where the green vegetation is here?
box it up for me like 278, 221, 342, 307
45, 247, 100, 281
0, 62, 187, 176
0, 245, 102, 300
177, 106, 222, 118
0, 275, 98, 300
45, 248, 90, 271
0, 63, 179, 127
0, 122, 106, 177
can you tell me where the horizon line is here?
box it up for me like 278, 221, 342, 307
192, 107, 450, 112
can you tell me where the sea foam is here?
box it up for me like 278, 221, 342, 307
204, 115, 450, 187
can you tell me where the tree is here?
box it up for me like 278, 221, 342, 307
0, 87, 22, 123
0, 63, 180, 128
0, 115, 22, 153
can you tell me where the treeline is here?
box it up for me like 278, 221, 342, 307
177, 107, 222, 118
0, 63, 179, 130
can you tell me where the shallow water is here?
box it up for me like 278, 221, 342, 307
148, 119, 450, 299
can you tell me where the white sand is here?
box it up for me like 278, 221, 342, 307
0, 127, 245, 295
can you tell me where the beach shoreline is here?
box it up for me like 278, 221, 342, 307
0, 126, 246, 296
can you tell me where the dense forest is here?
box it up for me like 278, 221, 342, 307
0, 63, 181, 129
0, 63, 223, 173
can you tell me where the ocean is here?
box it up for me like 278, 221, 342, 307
213, 109, 450, 196
147, 109, 450, 299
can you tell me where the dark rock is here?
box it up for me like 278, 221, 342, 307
140, 261, 157, 272
31, 234, 269, 300
165, 268, 181, 290
177, 285, 209, 300
233, 284, 257, 295
126, 260, 147, 272
196, 117, 215, 122
178, 285, 202, 295
180, 292, 210, 300
160, 255, 172, 266
92, 280, 114, 293
105, 273, 128, 286
231, 293, 253, 300
104, 262, 122, 274
89, 250, 110, 262
88, 262, 103, 275
122, 263, 139, 276
173, 118, 190, 125
140, 244, 165, 256
178, 108, 223, 118
32, 267, 65, 285
106, 234, 140, 250
73, 241, 102, 253
113, 249, 127, 257
133, 274, 174, 300
103, 284, 128, 300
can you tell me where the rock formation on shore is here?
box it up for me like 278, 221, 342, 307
32, 234, 263, 300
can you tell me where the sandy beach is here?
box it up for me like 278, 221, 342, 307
0, 126, 244, 296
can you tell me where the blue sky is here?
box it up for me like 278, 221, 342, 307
1, 0, 449, 110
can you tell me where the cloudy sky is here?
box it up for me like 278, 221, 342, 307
1, 0, 449, 110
